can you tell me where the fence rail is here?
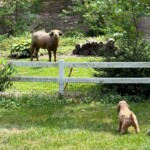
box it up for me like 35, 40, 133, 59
12, 61, 150, 68
64, 62, 150, 68
12, 76, 150, 84
11, 60, 150, 95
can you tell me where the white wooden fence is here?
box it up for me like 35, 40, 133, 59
11, 60, 150, 95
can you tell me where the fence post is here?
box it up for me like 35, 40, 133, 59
58, 59, 64, 96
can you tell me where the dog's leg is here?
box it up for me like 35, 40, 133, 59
118, 120, 122, 132
131, 112, 140, 133
133, 122, 140, 133
120, 122, 128, 134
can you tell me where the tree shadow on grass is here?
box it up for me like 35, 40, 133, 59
1, 101, 149, 135
0, 103, 119, 135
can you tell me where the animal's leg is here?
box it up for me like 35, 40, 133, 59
48, 50, 51, 62
131, 112, 140, 133
120, 122, 128, 134
35, 47, 39, 61
53, 50, 57, 62
118, 120, 122, 132
133, 121, 140, 133
30, 45, 35, 61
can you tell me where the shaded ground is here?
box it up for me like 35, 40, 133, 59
0, 99, 149, 149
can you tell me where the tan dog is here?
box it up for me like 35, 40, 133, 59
118, 100, 140, 134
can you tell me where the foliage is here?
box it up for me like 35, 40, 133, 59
0, 60, 15, 91
0, 0, 39, 35
93, 38, 150, 99
85, 0, 150, 98
10, 38, 31, 58
0, 34, 14, 53
0, 93, 64, 110
64, 0, 150, 36
64, 29, 85, 38
63, 0, 106, 36
0, 32, 31, 60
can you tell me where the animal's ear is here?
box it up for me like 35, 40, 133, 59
124, 101, 129, 108
59, 31, 63, 36
49, 31, 53, 36
117, 104, 120, 113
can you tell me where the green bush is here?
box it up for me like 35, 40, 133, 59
11, 39, 31, 58
93, 38, 150, 99
0, 0, 39, 35
0, 60, 15, 92
63, 0, 150, 36
0, 93, 66, 110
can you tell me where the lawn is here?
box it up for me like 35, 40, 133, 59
0, 96, 149, 150
6, 56, 97, 93
0, 34, 102, 93
0, 35, 150, 150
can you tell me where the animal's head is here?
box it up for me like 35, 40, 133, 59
49, 30, 63, 39
117, 100, 129, 113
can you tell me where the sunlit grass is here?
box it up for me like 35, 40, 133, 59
7, 57, 97, 93
0, 99, 149, 150
0, 33, 150, 150
0, 34, 103, 94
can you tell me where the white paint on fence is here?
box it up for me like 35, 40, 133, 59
59, 60, 65, 95
12, 76, 58, 82
64, 77, 150, 83
11, 60, 150, 95
12, 77, 150, 84
65, 62, 150, 68
11, 61, 58, 67
12, 61, 150, 68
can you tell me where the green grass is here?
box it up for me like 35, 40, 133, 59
6, 57, 97, 93
0, 35, 150, 149
0, 34, 106, 57
0, 34, 103, 93
0, 97, 149, 150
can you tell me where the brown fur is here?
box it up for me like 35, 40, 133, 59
30, 29, 63, 62
118, 100, 140, 134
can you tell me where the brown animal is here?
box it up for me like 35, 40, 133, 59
30, 29, 63, 62
117, 100, 140, 134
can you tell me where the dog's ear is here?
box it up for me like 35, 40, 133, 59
125, 101, 129, 108
117, 104, 120, 113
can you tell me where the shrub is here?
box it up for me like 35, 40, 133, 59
63, 0, 150, 36
0, 60, 15, 92
93, 38, 150, 99
10, 39, 31, 58
10, 33, 48, 59
0, 93, 66, 110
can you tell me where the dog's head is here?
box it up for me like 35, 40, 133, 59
117, 100, 129, 113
